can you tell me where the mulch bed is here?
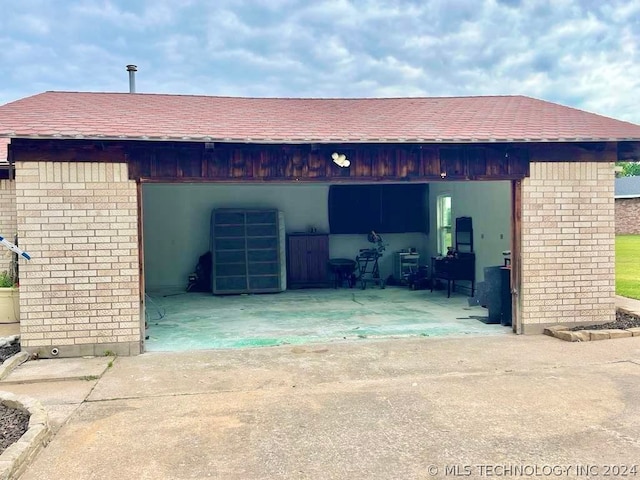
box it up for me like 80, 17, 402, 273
570, 310, 640, 332
0, 404, 30, 454
0, 343, 20, 363
1, 341, 29, 455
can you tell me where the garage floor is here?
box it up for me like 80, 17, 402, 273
144, 286, 510, 351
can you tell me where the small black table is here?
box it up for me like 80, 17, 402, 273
431, 253, 476, 297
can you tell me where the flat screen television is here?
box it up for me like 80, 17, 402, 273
328, 184, 429, 234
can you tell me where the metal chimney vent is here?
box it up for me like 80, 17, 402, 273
126, 65, 138, 93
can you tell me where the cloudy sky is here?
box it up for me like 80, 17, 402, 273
1, 0, 639, 123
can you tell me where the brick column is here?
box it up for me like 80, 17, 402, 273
0, 179, 17, 272
15, 162, 141, 357
520, 162, 615, 333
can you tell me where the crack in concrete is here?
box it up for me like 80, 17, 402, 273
82, 359, 640, 405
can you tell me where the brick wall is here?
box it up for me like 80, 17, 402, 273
615, 198, 640, 235
519, 161, 615, 333
0, 179, 17, 272
15, 161, 141, 357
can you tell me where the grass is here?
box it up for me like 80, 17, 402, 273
616, 235, 640, 300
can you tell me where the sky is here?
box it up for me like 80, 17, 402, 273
0, 0, 639, 123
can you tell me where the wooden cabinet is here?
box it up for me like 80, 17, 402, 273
287, 233, 330, 288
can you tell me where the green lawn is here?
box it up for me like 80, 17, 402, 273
616, 235, 640, 299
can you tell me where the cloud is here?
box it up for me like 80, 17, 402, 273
69, 0, 177, 30
0, 0, 638, 123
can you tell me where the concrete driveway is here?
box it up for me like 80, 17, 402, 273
7, 334, 640, 479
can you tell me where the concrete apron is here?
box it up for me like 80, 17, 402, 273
8, 334, 640, 480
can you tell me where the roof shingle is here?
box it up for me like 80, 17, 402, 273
0, 91, 639, 144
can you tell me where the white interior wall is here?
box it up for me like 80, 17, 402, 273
329, 232, 429, 281
143, 183, 429, 291
428, 181, 512, 282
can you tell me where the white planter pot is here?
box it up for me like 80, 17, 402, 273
0, 287, 19, 324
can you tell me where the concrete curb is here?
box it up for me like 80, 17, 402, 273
544, 325, 640, 342
0, 336, 28, 382
618, 307, 634, 315
0, 391, 51, 480
0, 352, 29, 382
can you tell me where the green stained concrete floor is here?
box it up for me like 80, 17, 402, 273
144, 286, 510, 351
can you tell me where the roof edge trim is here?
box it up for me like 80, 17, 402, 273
0, 134, 635, 144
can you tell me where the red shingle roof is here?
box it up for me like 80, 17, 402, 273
0, 91, 639, 144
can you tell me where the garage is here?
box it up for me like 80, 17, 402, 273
2, 91, 634, 357
141, 178, 514, 350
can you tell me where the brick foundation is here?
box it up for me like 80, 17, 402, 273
15, 162, 141, 357
615, 197, 640, 235
519, 161, 615, 333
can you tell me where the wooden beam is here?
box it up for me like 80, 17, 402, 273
617, 141, 640, 162
10, 138, 536, 182
511, 179, 522, 334
529, 142, 616, 163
